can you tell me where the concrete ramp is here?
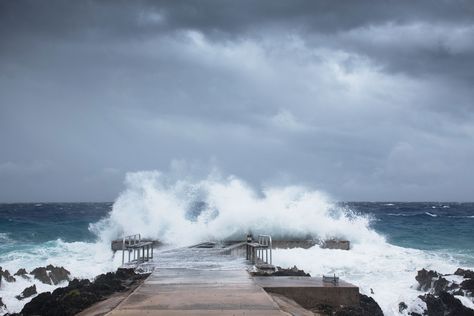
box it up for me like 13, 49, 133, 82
106, 268, 288, 316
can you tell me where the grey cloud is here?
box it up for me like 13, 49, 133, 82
0, 0, 473, 202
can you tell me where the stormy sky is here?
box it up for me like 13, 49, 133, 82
1, 0, 474, 202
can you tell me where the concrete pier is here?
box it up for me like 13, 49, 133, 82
100, 242, 359, 315
106, 268, 287, 315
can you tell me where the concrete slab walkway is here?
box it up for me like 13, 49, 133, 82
106, 268, 288, 316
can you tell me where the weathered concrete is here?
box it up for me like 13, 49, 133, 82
267, 293, 316, 316
320, 239, 350, 250
106, 268, 287, 316
104, 242, 359, 315
254, 276, 359, 309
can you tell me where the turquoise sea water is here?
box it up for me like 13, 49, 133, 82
1, 202, 473, 264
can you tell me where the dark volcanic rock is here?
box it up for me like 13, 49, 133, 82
313, 294, 383, 316
0, 267, 16, 283
273, 266, 310, 277
19, 268, 149, 316
433, 276, 450, 295
0, 297, 5, 309
46, 264, 70, 285
454, 268, 474, 279
359, 294, 384, 316
420, 291, 474, 316
461, 278, 474, 294
15, 268, 28, 276
30, 265, 70, 285
30, 267, 51, 284
250, 265, 310, 277
399, 301, 408, 313
14, 268, 28, 277
416, 268, 439, 291
15, 285, 37, 300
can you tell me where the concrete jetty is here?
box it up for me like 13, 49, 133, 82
107, 268, 287, 315
98, 240, 359, 315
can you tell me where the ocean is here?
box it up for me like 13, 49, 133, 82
0, 177, 473, 315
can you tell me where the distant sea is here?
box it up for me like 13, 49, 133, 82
0, 202, 473, 314
1, 202, 473, 264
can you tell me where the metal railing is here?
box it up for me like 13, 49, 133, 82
257, 234, 272, 265
246, 234, 272, 265
121, 234, 154, 265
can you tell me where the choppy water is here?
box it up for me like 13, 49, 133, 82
0, 174, 473, 315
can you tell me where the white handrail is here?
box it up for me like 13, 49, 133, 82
257, 234, 272, 264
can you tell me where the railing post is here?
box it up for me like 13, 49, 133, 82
122, 237, 125, 265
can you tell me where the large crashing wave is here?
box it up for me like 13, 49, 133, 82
87, 171, 471, 314
90, 170, 384, 246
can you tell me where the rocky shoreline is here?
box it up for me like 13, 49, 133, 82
0, 266, 149, 316
2, 265, 474, 315
399, 268, 474, 316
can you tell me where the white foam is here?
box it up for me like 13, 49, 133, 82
0, 239, 118, 280
91, 171, 383, 246
272, 244, 462, 315
0, 275, 61, 314
456, 295, 474, 310
0, 239, 121, 314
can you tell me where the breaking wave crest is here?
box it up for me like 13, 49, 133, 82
90, 171, 384, 246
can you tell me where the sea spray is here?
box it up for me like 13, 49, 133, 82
90, 170, 383, 245
88, 170, 474, 315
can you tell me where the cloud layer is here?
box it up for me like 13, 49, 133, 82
1, 0, 473, 202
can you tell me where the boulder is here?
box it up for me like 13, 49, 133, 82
399, 301, 408, 313
0, 297, 5, 308
415, 268, 438, 291
359, 294, 384, 316
273, 266, 310, 277
420, 291, 474, 316
454, 268, 474, 279
15, 285, 37, 300
30, 265, 70, 285
332, 294, 383, 316
433, 276, 450, 295
461, 278, 474, 294
30, 267, 51, 284
14, 268, 28, 277
250, 265, 310, 277
0, 267, 16, 283
46, 265, 70, 285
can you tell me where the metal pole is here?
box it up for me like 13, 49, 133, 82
122, 237, 125, 265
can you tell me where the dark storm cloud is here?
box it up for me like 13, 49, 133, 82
1, 0, 473, 202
